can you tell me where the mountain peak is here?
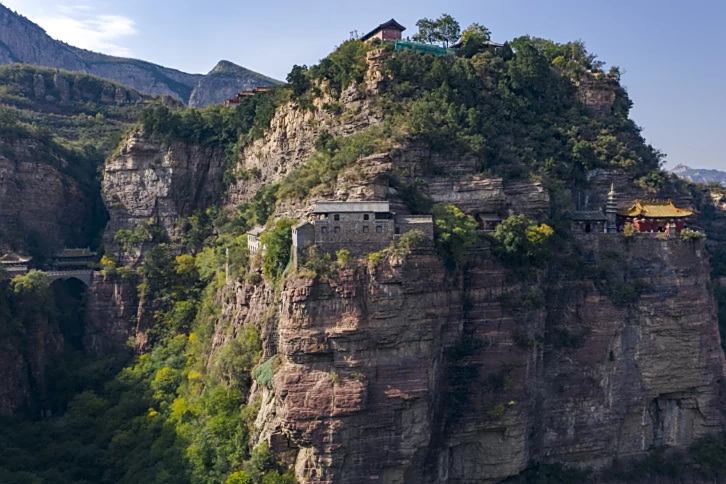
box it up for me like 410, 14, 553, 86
670, 164, 726, 186
0, 4, 278, 106
208, 60, 252, 77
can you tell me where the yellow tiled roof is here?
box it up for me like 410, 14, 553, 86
621, 200, 693, 218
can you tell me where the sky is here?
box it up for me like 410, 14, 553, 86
3, 0, 725, 170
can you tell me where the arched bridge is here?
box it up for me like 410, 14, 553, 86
46, 270, 94, 286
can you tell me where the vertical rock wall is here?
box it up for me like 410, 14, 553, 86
242, 236, 726, 483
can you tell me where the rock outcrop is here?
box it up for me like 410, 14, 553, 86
225, 52, 386, 207
83, 275, 139, 355
102, 130, 227, 257
576, 71, 619, 116
238, 235, 724, 483
0, 138, 97, 251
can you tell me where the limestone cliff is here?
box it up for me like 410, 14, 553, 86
102, 129, 226, 259
0, 137, 98, 252
89, 39, 726, 483
208, 233, 724, 483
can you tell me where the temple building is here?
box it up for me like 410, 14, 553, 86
50, 248, 97, 270
246, 226, 265, 256
619, 200, 694, 233
292, 200, 434, 263
571, 183, 619, 234
0, 252, 32, 277
361, 19, 406, 43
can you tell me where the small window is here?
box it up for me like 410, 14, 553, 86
362, 226, 369, 233
363, 214, 370, 221
376, 225, 383, 233
334, 214, 340, 221
395, 227, 400, 234
585, 223, 591, 233
334, 226, 341, 233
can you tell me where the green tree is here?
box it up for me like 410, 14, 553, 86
436, 14, 461, 48
286, 64, 310, 97
458, 23, 491, 57
432, 204, 479, 267
492, 215, 554, 264
260, 219, 295, 281
11, 270, 51, 295
412, 17, 438, 44
412, 14, 461, 47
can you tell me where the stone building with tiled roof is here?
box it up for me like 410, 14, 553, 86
619, 200, 694, 233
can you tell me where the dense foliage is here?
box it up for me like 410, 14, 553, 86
384, 35, 659, 183
0, 64, 149, 155
491, 215, 554, 265
0, 210, 298, 482
432, 204, 479, 267
140, 92, 278, 148
260, 219, 295, 281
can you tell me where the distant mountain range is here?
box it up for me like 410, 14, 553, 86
0, 3, 280, 106
671, 164, 726, 186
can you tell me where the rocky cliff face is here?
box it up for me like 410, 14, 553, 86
0, 4, 278, 105
226, 51, 386, 208
222, 234, 724, 483
0, 138, 97, 251
83, 275, 139, 355
102, 130, 227, 258
87, 42, 726, 482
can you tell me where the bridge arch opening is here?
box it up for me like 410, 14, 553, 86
50, 278, 87, 351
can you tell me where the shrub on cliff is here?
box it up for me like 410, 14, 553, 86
10, 270, 51, 295
260, 219, 295, 281
457, 23, 492, 57
309, 40, 370, 96
681, 227, 706, 241
276, 125, 395, 201
432, 204, 479, 267
492, 214, 554, 265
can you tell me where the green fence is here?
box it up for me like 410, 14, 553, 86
393, 40, 454, 57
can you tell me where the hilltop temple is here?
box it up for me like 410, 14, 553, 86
361, 19, 406, 43
619, 200, 694, 233
571, 183, 695, 235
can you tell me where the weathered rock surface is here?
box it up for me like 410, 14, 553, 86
0, 140, 95, 251
83, 274, 139, 355
225, 54, 385, 207
576, 71, 619, 116
102, 130, 226, 257
222, 235, 725, 483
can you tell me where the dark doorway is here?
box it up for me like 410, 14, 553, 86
51, 278, 87, 351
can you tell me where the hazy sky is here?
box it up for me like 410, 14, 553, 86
3, 0, 724, 170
